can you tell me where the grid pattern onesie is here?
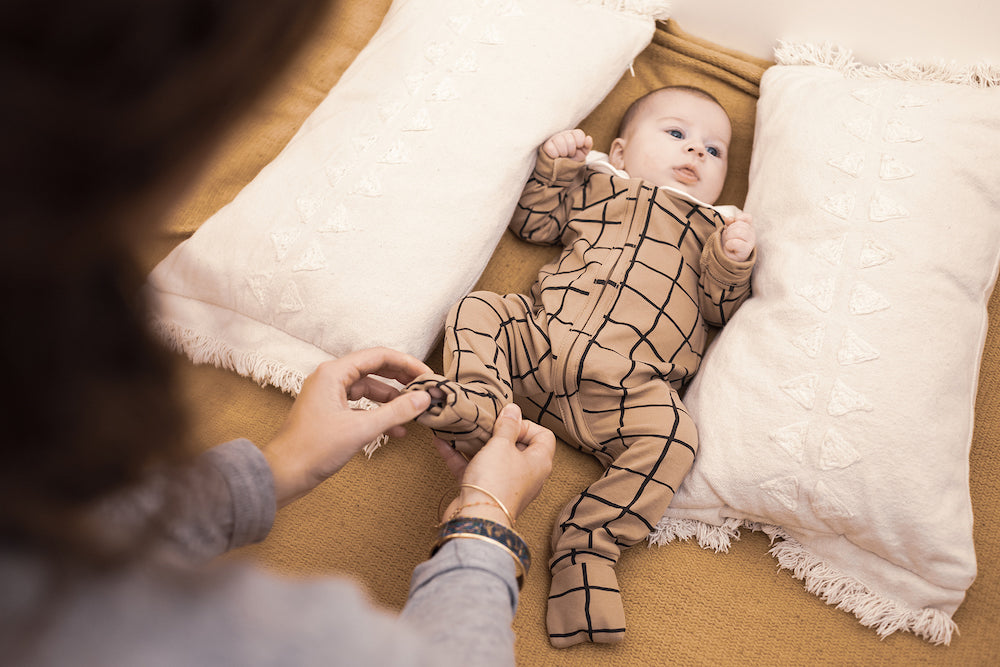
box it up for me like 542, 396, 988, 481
408, 151, 754, 646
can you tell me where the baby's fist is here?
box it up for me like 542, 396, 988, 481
542, 129, 593, 162
721, 212, 756, 262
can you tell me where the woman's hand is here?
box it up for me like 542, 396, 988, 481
263, 347, 433, 508
436, 403, 556, 526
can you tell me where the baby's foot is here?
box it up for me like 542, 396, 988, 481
403, 373, 503, 454
546, 562, 626, 648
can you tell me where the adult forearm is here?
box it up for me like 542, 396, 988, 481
95, 439, 275, 564
401, 538, 519, 667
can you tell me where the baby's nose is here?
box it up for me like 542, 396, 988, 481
687, 144, 705, 157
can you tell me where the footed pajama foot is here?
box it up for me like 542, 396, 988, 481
403, 372, 504, 454
546, 562, 626, 648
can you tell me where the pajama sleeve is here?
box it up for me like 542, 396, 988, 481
509, 150, 588, 245
699, 229, 755, 327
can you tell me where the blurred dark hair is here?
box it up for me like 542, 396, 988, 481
0, 0, 330, 565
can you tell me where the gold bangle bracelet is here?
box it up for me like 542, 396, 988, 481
436, 533, 526, 586
459, 483, 514, 526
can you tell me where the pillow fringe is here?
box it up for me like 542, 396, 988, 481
775, 41, 1000, 87
651, 516, 958, 645
648, 516, 743, 552
150, 318, 306, 394
768, 532, 958, 645
576, 0, 671, 20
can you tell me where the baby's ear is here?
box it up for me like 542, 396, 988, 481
608, 138, 626, 169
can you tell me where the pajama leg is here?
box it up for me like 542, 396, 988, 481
405, 291, 553, 457
546, 383, 697, 648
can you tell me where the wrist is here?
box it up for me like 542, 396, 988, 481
261, 439, 307, 509
438, 484, 515, 528
432, 517, 531, 588
453, 500, 511, 526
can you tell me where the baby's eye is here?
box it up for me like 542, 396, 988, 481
667, 129, 683, 139
707, 146, 721, 158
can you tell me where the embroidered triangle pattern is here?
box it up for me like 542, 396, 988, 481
271, 229, 300, 262
403, 107, 433, 132
813, 235, 847, 266
819, 428, 862, 470
851, 87, 883, 106
478, 24, 504, 45
760, 476, 800, 512
317, 204, 352, 233
450, 50, 479, 73
246, 272, 273, 307
896, 93, 929, 108
424, 40, 451, 65
292, 244, 327, 272
810, 480, 855, 521
819, 193, 855, 220
849, 282, 891, 315
296, 195, 321, 223
879, 154, 914, 180
278, 281, 305, 313
883, 118, 922, 143
792, 325, 825, 359
769, 423, 809, 463
497, 0, 525, 17
428, 77, 461, 102
828, 153, 865, 178
838, 329, 880, 365
845, 116, 872, 142
781, 374, 819, 410
379, 140, 410, 165
765, 84, 927, 538
859, 239, 893, 269
797, 278, 836, 313
828, 378, 873, 416
351, 172, 383, 198
870, 191, 909, 222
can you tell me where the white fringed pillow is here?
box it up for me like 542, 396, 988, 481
654, 44, 1000, 644
147, 0, 669, 393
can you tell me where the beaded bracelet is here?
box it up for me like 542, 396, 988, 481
432, 517, 531, 589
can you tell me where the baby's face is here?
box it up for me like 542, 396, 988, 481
610, 89, 731, 204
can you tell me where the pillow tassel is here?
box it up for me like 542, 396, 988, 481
648, 516, 743, 553
767, 532, 959, 645
151, 319, 306, 395
775, 40, 1000, 87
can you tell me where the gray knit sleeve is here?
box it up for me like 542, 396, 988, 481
400, 538, 519, 667
95, 439, 275, 564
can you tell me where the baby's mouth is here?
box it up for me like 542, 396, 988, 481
673, 165, 699, 184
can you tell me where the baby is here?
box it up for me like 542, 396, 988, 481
407, 86, 756, 647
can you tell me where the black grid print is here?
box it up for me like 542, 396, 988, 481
409, 163, 752, 646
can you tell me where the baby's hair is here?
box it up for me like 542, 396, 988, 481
616, 85, 729, 139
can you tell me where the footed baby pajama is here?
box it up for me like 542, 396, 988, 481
408, 151, 754, 647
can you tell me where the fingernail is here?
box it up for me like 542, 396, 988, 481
410, 391, 431, 410
500, 403, 520, 419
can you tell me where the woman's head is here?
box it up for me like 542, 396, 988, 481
0, 0, 332, 565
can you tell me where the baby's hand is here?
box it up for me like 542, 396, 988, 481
721, 212, 756, 262
542, 129, 593, 162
